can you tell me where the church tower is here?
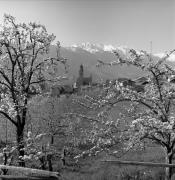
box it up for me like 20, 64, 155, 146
79, 64, 84, 78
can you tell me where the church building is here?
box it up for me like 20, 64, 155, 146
75, 64, 92, 89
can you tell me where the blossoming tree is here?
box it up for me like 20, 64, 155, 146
0, 14, 66, 166
96, 49, 175, 180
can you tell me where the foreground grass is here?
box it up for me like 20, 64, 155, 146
60, 145, 169, 180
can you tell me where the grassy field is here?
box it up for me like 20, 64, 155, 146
60, 145, 167, 180
0, 91, 172, 179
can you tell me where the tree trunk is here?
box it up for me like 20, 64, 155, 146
39, 156, 47, 170
61, 148, 66, 166
16, 126, 25, 167
47, 154, 53, 171
2, 152, 8, 175
51, 135, 54, 145
165, 151, 173, 180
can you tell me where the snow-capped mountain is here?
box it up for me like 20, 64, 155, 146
54, 43, 146, 82
65, 42, 128, 53
65, 43, 175, 62
66, 42, 115, 53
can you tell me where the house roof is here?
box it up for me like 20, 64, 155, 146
134, 76, 149, 84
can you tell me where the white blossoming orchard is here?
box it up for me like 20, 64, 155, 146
97, 48, 175, 180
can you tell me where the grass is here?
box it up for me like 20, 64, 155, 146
0, 92, 171, 179
59, 145, 167, 180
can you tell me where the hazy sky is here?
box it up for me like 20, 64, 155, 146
0, 0, 174, 53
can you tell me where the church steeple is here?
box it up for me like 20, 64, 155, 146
79, 64, 84, 78
76, 64, 92, 90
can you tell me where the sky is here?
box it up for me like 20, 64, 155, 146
0, 0, 174, 53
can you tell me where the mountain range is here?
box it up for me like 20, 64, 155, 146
49, 43, 175, 84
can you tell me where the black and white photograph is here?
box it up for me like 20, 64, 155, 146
0, 0, 174, 179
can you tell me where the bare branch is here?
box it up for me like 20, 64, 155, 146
0, 111, 17, 126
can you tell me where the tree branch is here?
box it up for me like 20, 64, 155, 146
0, 111, 17, 126
108, 98, 158, 116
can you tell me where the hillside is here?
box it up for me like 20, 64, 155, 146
49, 43, 175, 85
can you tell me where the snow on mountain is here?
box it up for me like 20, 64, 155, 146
103, 44, 116, 52
65, 42, 117, 53
154, 53, 165, 58
64, 43, 175, 62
